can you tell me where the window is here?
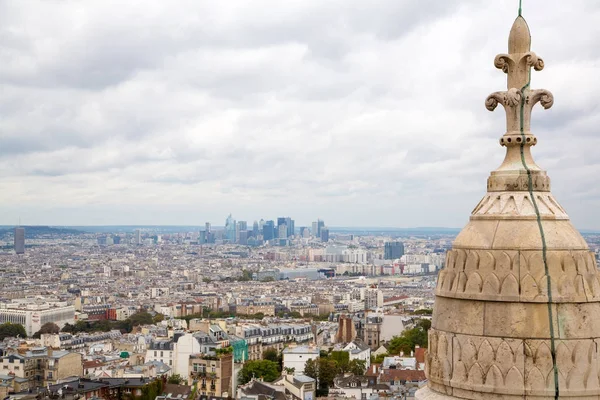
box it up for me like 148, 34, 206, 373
154, 351, 157, 357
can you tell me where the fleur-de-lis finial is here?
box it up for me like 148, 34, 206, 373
484, 15, 554, 192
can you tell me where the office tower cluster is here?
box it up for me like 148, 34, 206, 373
311, 219, 329, 242
197, 215, 331, 245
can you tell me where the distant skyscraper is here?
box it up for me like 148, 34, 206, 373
278, 224, 287, 239
320, 227, 329, 242
205, 222, 211, 233
312, 219, 325, 238
236, 221, 247, 243
277, 217, 286, 230
239, 231, 248, 245
207, 231, 215, 244
14, 227, 24, 254
299, 227, 310, 238
384, 241, 404, 260
263, 220, 275, 241
277, 217, 295, 238
225, 214, 236, 242
135, 229, 142, 245
252, 221, 259, 238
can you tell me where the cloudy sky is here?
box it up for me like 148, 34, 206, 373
1, 0, 599, 229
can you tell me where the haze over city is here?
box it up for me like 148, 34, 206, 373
1, 1, 599, 228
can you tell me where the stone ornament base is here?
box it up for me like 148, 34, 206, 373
415, 387, 458, 400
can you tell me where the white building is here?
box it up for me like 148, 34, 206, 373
150, 288, 170, 298
343, 341, 371, 368
362, 288, 383, 310
0, 299, 75, 336
282, 345, 319, 375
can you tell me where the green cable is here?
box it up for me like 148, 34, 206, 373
518, 0, 522, 16
518, 70, 559, 399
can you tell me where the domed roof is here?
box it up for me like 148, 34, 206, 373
417, 13, 600, 400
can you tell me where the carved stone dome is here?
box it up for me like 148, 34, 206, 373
416, 15, 600, 400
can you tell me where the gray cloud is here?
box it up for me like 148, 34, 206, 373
0, 0, 599, 228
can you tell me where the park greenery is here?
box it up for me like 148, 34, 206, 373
167, 374, 184, 385
61, 311, 156, 334
0, 322, 27, 340
304, 351, 367, 396
238, 360, 281, 384
32, 322, 60, 338
387, 319, 431, 355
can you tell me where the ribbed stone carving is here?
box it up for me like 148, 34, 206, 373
416, 14, 600, 400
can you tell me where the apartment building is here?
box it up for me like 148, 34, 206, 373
189, 353, 233, 397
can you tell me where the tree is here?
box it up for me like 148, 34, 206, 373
329, 351, 349, 373
412, 309, 433, 316
167, 374, 184, 385
348, 359, 366, 376
238, 269, 253, 281
371, 353, 388, 364
33, 322, 60, 338
129, 311, 153, 326
153, 313, 165, 324
317, 358, 338, 396
263, 348, 279, 363
0, 322, 27, 340
239, 360, 280, 384
417, 319, 431, 331
304, 358, 318, 381
387, 318, 430, 355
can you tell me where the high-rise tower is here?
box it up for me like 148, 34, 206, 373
417, 13, 600, 400
14, 227, 25, 254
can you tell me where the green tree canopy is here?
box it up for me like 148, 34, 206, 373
129, 311, 154, 326
262, 348, 279, 363
387, 318, 430, 355
239, 360, 280, 384
33, 322, 60, 338
412, 308, 433, 315
348, 359, 366, 376
304, 358, 318, 380
167, 374, 184, 384
238, 269, 253, 281
371, 353, 389, 364
0, 322, 27, 340
317, 358, 338, 396
329, 351, 350, 373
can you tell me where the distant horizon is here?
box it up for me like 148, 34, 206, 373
1, 224, 600, 234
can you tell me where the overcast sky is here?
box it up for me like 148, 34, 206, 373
0, 1, 599, 229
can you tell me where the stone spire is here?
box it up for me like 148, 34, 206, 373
485, 16, 553, 194
416, 13, 600, 400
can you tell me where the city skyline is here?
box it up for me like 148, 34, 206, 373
1, 1, 599, 229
